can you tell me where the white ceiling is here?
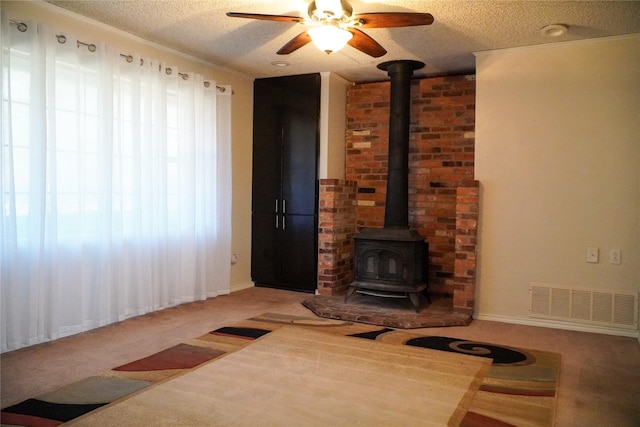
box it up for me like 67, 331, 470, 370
44, 0, 640, 83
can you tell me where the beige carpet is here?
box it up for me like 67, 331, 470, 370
68, 326, 491, 427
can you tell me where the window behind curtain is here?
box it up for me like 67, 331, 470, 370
1, 15, 232, 352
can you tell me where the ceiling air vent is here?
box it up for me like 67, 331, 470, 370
529, 283, 638, 330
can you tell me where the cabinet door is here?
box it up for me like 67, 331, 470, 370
280, 75, 320, 216
281, 106, 319, 216
280, 214, 317, 292
251, 213, 281, 285
252, 80, 282, 214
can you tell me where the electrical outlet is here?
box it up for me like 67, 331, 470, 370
609, 249, 621, 264
586, 247, 599, 263
231, 254, 238, 265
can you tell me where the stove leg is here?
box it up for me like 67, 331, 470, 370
344, 286, 357, 303
408, 292, 421, 313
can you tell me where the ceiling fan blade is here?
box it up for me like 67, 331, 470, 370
226, 12, 305, 24
277, 32, 313, 55
347, 28, 386, 58
353, 12, 434, 28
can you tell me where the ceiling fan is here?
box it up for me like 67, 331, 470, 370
226, 0, 434, 57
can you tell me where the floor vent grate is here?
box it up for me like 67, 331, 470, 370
529, 284, 638, 330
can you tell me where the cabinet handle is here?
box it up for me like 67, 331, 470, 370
275, 199, 279, 213
283, 199, 286, 214
282, 215, 286, 230
275, 215, 279, 229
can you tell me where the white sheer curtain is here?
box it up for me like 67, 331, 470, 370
1, 14, 232, 352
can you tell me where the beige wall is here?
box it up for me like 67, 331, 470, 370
319, 72, 351, 180
475, 35, 640, 332
2, 1, 255, 290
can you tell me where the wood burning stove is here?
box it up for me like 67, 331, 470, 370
348, 228, 428, 311
345, 60, 429, 312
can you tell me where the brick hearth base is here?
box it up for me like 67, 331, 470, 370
302, 294, 472, 329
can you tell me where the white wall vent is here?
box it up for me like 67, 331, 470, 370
529, 283, 638, 330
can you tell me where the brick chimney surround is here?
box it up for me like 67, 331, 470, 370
317, 74, 478, 315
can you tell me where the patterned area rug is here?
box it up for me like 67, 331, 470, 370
65, 327, 491, 426
1, 313, 560, 427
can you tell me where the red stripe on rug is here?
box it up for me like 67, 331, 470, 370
0, 411, 62, 427
461, 411, 517, 427
113, 344, 224, 371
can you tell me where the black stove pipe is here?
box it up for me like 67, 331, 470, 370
377, 60, 425, 230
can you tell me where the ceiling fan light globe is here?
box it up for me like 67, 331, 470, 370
308, 25, 353, 54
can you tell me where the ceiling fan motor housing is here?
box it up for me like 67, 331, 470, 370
308, 0, 353, 22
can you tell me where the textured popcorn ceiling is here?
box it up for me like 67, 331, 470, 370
44, 0, 640, 82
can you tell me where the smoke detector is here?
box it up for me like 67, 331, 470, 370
540, 24, 568, 38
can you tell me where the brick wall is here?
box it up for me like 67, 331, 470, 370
454, 184, 479, 314
344, 75, 477, 306
317, 179, 358, 296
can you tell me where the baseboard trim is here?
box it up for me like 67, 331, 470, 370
474, 313, 639, 339
230, 281, 255, 293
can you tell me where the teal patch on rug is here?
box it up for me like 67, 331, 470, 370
36, 376, 151, 405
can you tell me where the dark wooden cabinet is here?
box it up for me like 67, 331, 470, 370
251, 74, 320, 292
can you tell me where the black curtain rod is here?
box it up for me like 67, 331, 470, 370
9, 19, 229, 93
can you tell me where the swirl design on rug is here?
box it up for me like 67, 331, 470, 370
405, 336, 536, 365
